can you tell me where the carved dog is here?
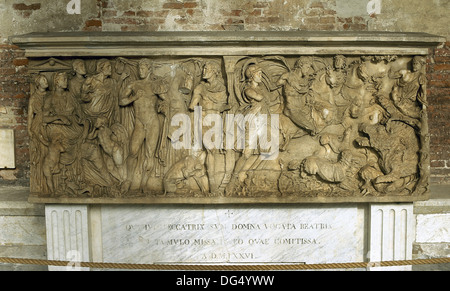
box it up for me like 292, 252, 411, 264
357, 120, 419, 194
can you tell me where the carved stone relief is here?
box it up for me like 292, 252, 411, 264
27, 54, 429, 202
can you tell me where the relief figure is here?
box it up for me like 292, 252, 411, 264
277, 56, 333, 136
42, 72, 85, 195
28, 74, 49, 193
28, 54, 429, 201
226, 64, 276, 196
390, 56, 427, 119
119, 58, 168, 192
163, 151, 209, 195
68, 59, 87, 100
81, 59, 119, 126
356, 120, 419, 195
188, 61, 229, 195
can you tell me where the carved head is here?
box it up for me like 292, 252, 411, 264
202, 61, 221, 80
35, 74, 48, 90
72, 59, 86, 75
97, 59, 112, 76
115, 58, 126, 74
54, 72, 68, 89
364, 104, 388, 125
356, 63, 369, 82
358, 122, 387, 142
302, 156, 319, 175
294, 56, 314, 76
138, 58, 153, 79
333, 55, 346, 70
349, 100, 363, 118
245, 64, 263, 83
412, 56, 426, 72
287, 159, 301, 170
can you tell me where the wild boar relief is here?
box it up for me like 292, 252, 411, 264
27, 54, 430, 202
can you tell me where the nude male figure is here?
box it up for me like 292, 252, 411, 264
120, 58, 167, 191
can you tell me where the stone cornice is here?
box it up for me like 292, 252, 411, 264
10, 31, 445, 57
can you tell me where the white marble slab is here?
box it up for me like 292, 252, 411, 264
0, 216, 45, 246
416, 214, 450, 243
45, 205, 90, 270
99, 204, 365, 265
368, 203, 414, 271
0, 129, 15, 168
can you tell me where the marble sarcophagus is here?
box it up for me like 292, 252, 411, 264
11, 31, 444, 203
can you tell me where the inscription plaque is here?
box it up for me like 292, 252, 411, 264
100, 205, 364, 264
11, 31, 444, 203
0, 129, 15, 168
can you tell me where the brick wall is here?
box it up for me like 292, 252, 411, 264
428, 42, 450, 184
0, 44, 29, 185
0, 0, 448, 185
87, 0, 370, 32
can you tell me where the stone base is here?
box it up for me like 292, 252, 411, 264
45, 205, 90, 271
98, 204, 366, 265
0, 186, 46, 271
412, 185, 450, 271
44, 201, 420, 270
368, 204, 414, 270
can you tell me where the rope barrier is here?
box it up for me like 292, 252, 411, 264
0, 256, 449, 270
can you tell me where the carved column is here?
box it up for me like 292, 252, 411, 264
368, 203, 415, 270
45, 205, 90, 270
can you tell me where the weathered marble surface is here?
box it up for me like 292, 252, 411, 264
45, 205, 90, 270
0, 187, 47, 271
99, 204, 365, 264
10, 31, 445, 57
368, 203, 415, 270
0, 129, 15, 169
416, 214, 450, 243
12, 31, 444, 204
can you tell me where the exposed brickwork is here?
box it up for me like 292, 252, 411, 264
12, 2, 41, 18
83, 19, 102, 31
12, 3, 41, 11
0, 0, 448, 185
428, 42, 450, 183
92, 0, 370, 31
0, 44, 30, 184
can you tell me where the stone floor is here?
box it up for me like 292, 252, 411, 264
413, 263, 450, 271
